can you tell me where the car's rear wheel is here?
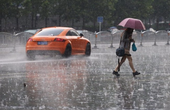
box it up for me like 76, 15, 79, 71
85, 42, 91, 56
63, 44, 72, 57
27, 51, 35, 60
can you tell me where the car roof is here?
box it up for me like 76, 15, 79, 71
36, 26, 74, 36
41, 26, 73, 30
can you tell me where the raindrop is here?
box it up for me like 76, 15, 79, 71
73, 85, 77, 89
39, 105, 45, 109
104, 92, 107, 96
1, 100, 4, 106
138, 84, 144, 91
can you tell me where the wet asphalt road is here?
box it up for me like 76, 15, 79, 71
0, 43, 170, 110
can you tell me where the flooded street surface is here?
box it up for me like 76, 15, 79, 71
0, 43, 170, 110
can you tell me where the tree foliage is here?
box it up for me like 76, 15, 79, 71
152, 0, 170, 29
114, 0, 154, 25
0, 0, 170, 31
0, 0, 12, 30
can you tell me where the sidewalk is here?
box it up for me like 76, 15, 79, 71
0, 45, 25, 60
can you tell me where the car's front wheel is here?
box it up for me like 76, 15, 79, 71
62, 44, 72, 57
85, 42, 91, 56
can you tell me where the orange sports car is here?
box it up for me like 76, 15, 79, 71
26, 27, 91, 59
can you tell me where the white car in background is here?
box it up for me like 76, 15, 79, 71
24, 29, 40, 34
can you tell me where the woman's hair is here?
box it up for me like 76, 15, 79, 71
124, 28, 133, 39
126, 28, 133, 34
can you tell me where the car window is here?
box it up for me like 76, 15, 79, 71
66, 31, 72, 36
66, 30, 79, 36
71, 30, 79, 36
72, 30, 79, 36
36, 28, 64, 36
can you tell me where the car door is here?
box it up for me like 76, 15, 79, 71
70, 30, 84, 53
66, 30, 79, 53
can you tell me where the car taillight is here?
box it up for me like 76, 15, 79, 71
27, 38, 33, 42
54, 38, 65, 42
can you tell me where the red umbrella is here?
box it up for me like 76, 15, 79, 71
118, 18, 146, 30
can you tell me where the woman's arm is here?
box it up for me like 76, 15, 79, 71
129, 36, 135, 43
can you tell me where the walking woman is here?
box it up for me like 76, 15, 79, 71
113, 28, 140, 77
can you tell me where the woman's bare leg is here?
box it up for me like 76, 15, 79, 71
114, 56, 126, 71
126, 56, 136, 72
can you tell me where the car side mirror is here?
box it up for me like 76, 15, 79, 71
80, 33, 84, 37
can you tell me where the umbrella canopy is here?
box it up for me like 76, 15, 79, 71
118, 18, 146, 30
